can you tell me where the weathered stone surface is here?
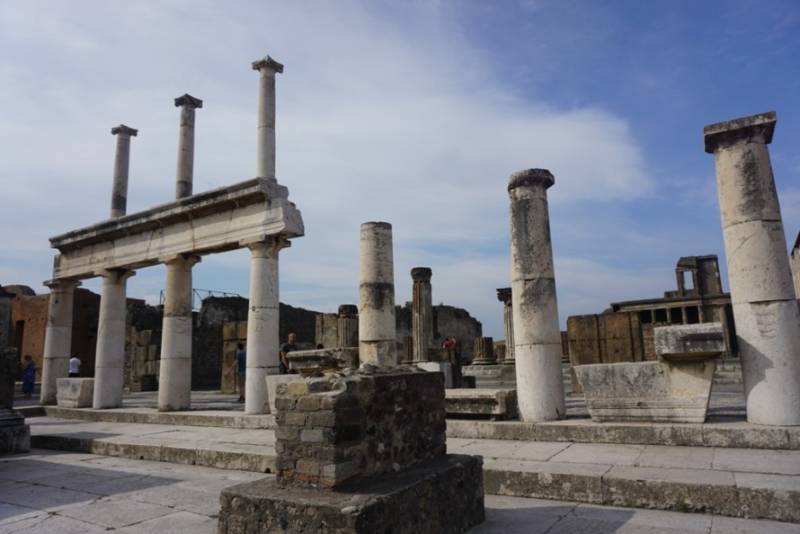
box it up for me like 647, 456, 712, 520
218, 455, 484, 534
654, 323, 725, 362
1, 348, 30, 454
463, 363, 516, 388
265, 375, 302, 414
575, 360, 716, 423
416, 361, 453, 388
286, 347, 359, 371
445, 388, 518, 420
56, 378, 95, 408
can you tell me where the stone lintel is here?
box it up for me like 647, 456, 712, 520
703, 111, 776, 153
252, 55, 284, 73
508, 168, 554, 191
496, 287, 512, 304
110, 124, 138, 137
411, 267, 433, 282
174, 93, 204, 109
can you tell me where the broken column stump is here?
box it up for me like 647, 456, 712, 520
218, 368, 485, 533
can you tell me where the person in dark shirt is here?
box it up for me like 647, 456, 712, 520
235, 343, 246, 403
279, 333, 297, 374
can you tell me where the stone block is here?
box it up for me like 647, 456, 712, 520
265, 375, 302, 414
575, 360, 716, 423
56, 378, 95, 408
286, 347, 359, 371
654, 323, 725, 362
462, 363, 516, 388
445, 388, 518, 420
0, 422, 31, 454
416, 361, 453, 388
218, 455, 484, 534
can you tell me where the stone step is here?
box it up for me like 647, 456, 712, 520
41, 405, 275, 429
29, 418, 800, 523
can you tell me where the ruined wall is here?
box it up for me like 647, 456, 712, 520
567, 312, 648, 368
192, 297, 249, 390
314, 313, 338, 349
396, 303, 482, 363
126, 301, 162, 391
9, 289, 100, 375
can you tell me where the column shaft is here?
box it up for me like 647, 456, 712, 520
252, 56, 283, 179
704, 112, 800, 425
358, 222, 396, 366
109, 125, 137, 219
94, 270, 133, 409
411, 268, 433, 362
158, 256, 197, 411
176, 106, 195, 198
497, 287, 515, 363
40, 280, 79, 405
245, 239, 281, 414
337, 305, 359, 347
508, 169, 566, 422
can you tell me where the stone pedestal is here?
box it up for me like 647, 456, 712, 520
285, 347, 359, 372
218, 369, 484, 533
508, 168, 566, 422
0, 349, 29, 454
336, 304, 358, 347
445, 388, 518, 420
416, 361, 453, 388
94, 269, 134, 409
358, 222, 397, 366
704, 112, 800, 426
411, 267, 433, 362
245, 239, 285, 415
158, 256, 198, 412
40, 279, 79, 405
462, 363, 517, 388
57, 378, 95, 408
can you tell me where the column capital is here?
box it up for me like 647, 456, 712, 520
252, 55, 284, 74
246, 235, 291, 257
704, 111, 776, 154
174, 93, 203, 109
160, 254, 202, 267
496, 287, 512, 304
508, 168, 554, 191
111, 124, 138, 137
99, 268, 136, 283
411, 267, 432, 283
43, 278, 81, 291
338, 304, 358, 318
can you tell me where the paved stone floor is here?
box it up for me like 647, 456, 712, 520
1, 450, 796, 533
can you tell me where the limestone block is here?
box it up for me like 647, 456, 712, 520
462, 364, 517, 389
286, 348, 359, 371
56, 378, 95, 408
575, 360, 716, 423
416, 361, 453, 388
445, 388, 518, 420
654, 323, 725, 362
265, 375, 302, 414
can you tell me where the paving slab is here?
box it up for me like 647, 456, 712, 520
635, 444, 715, 469
549, 443, 645, 466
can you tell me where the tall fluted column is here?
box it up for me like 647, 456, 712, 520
157, 255, 200, 411
40, 279, 80, 405
94, 269, 135, 409
245, 238, 287, 414
704, 111, 800, 425
337, 305, 359, 347
411, 267, 433, 362
358, 222, 396, 366
252, 55, 283, 179
497, 287, 515, 363
174, 94, 203, 198
508, 168, 565, 422
109, 125, 137, 218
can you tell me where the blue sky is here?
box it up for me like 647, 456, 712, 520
1, 1, 798, 338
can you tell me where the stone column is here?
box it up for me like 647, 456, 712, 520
93, 269, 135, 409
411, 267, 433, 362
174, 94, 203, 199
358, 222, 396, 366
704, 111, 800, 426
508, 168, 566, 422
252, 56, 283, 179
40, 279, 80, 405
497, 287, 515, 364
337, 305, 359, 347
109, 125, 137, 219
472, 337, 496, 365
157, 255, 200, 412
245, 237, 287, 414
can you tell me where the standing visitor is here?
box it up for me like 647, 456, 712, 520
68, 355, 81, 378
21, 355, 36, 398
279, 333, 298, 374
235, 343, 246, 403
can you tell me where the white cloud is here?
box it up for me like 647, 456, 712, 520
0, 1, 656, 338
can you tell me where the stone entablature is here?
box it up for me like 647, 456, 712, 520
49, 178, 303, 280
274, 367, 446, 489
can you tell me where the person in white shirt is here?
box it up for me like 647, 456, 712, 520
68, 355, 81, 378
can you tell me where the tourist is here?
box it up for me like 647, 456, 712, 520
442, 336, 456, 350
68, 354, 81, 378
235, 343, 246, 403
279, 333, 298, 374
21, 355, 36, 398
